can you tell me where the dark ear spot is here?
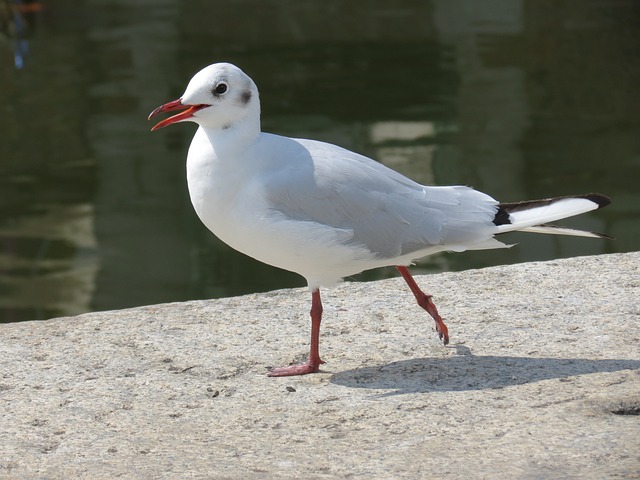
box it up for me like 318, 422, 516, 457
240, 90, 252, 105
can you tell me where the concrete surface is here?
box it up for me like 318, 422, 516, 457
1, 252, 639, 479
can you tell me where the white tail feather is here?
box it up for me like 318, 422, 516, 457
519, 225, 609, 239
495, 197, 600, 235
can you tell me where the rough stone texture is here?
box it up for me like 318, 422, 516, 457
1, 252, 639, 479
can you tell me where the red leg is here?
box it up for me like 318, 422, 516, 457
268, 289, 326, 376
396, 266, 449, 345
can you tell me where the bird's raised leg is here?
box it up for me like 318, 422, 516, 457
396, 266, 449, 345
268, 288, 325, 376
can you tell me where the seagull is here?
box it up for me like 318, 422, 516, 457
149, 62, 611, 377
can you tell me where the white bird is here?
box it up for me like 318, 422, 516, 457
149, 62, 611, 377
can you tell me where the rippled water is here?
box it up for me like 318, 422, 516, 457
1, 0, 638, 322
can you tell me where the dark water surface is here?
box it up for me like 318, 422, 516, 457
1, 1, 638, 322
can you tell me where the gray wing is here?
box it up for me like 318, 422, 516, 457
260, 135, 499, 259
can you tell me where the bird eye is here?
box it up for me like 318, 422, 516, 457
214, 82, 228, 95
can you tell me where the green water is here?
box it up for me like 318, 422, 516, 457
1, 1, 638, 322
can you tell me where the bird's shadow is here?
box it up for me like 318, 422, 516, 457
330, 346, 640, 395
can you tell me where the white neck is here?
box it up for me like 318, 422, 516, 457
198, 106, 261, 160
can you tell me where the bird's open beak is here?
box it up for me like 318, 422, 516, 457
148, 99, 209, 131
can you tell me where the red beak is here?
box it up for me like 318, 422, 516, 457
148, 99, 209, 131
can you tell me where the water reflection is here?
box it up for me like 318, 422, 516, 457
0, 0, 43, 69
0, 0, 637, 322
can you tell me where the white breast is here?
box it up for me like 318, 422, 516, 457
185, 129, 379, 288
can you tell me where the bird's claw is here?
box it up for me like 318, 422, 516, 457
435, 318, 449, 345
267, 359, 325, 377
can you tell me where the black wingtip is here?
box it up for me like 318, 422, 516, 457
596, 232, 616, 240
493, 193, 612, 227
581, 193, 611, 209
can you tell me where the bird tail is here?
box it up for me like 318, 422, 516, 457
493, 193, 612, 239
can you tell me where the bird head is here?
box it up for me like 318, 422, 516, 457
148, 62, 259, 132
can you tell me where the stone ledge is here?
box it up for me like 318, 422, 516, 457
1, 252, 639, 479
